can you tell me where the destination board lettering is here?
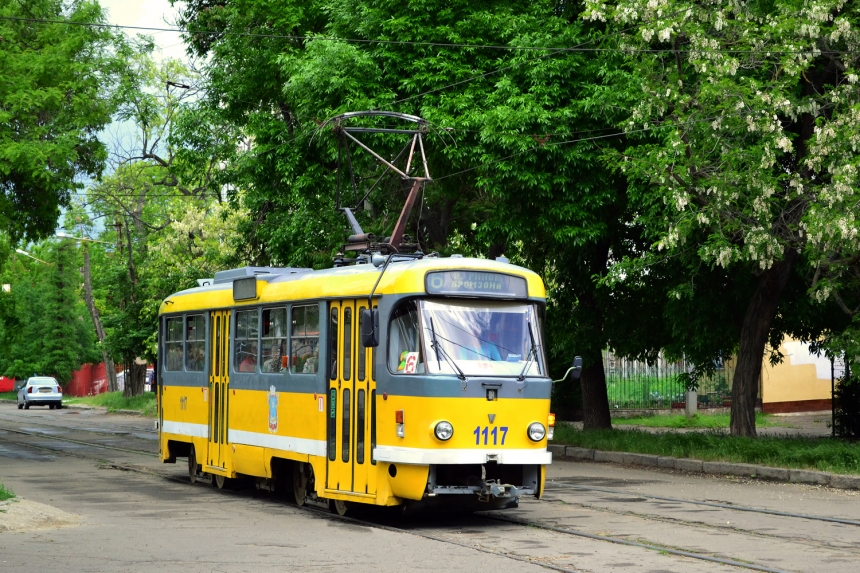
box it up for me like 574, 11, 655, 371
425, 271, 527, 298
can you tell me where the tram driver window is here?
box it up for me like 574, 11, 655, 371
290, 304, 320, 374
185, 314, 206, 371
235, 309, 259, 372
388, 301, 424, 374
165, 317, 183, 371
261, 307, 287, 373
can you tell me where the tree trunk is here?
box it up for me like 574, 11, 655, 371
123, 360, 147, 397
581, 353, 613, 430
730, 249, 798, 436
82, 248, 119, 392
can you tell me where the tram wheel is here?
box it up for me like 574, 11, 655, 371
214, 474, 230, 490
329, 499, 348, 516
293, 463, 307, 507
188, 446, 198, 484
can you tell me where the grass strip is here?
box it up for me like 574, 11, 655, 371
0, 391, 17, 400
613, 412, 780, 429
552, 425, 860, 475
0, 482, 15, 501
65, 391, 157, 417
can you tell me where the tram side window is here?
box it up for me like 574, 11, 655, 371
291, 304, 319, 374
235, 309, 259, 372
261, 307, 287, 373
388, 301, 424, 374
185, 314, 206, 371
165, 317, 184, 371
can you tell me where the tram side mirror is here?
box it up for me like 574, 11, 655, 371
361, 308, 379, 348
552, 356, 583, 383
570, 356, 583, 380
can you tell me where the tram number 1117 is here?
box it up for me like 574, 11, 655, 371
473, 426, 508, 445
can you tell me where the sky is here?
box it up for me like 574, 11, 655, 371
63, 2, 190, 236
99, 0, 188, 62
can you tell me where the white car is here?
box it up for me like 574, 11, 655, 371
17, 376, 63, 410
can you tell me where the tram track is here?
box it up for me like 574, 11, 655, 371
0, 425, 158, 458
0, 417, 851, 573
0, 410, 157, 437
478, 512, 794, 573
546, 481, 860, 527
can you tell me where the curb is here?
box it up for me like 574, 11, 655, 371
547, 444, 860, 491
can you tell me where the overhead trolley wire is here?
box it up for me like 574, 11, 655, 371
2, 15, 858, 56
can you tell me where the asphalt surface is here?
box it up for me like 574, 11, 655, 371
1, 402, 858, 573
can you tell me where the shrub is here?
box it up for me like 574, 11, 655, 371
833, 372, 860, 439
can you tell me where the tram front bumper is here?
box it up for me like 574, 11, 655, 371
428, 482, 533, 499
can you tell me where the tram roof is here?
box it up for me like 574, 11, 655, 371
159, 256, 545, 314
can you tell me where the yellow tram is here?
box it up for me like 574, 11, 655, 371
157, 255, 556, 513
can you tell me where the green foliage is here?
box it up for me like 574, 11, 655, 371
0, 482, 15, 501
580, 1, 860, 433
64, 391, 157, 417
553, 426, 860, 474
0, 0, 119, 241
0, 241, 99, 383
833, 372, 860, 439
172, 0, 683, 428
613, 412, 780, 429
80, 53, 246, 387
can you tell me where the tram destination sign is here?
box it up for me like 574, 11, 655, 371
425, 271, 528, 299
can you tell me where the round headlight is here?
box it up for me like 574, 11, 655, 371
434, 421, 454, 441
528, 422, 546, 442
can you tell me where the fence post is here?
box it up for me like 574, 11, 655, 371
685, 390, 697, 418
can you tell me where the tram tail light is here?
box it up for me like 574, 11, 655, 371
547, 413, 556, 441
395, 410, 404, 438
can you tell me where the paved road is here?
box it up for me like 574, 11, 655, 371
1, 402, 858, 573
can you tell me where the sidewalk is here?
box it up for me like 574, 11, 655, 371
568, 412, 835, 438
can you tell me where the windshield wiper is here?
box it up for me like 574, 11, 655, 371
518, 320, 539, 382
429, 317, 466, 381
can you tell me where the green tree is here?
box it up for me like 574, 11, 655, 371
173, 0, 707, 427
0, 0, 118, 241
583, 0, 859, 435
0, 241, 98, 384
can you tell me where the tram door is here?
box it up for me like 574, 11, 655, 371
208, 310, 231, 469
327, 300, 377, 496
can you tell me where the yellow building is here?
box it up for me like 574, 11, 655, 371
761, 339, 836, 413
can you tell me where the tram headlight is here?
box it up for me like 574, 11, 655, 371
527, 422, 546, 442
434, 421, 454, 441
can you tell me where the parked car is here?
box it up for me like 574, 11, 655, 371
17, 376, 63, 410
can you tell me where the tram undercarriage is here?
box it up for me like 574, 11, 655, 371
418, 463, 540, 511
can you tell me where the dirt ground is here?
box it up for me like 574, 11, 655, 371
0, 499, 79, 534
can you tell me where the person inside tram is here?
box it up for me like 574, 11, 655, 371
186, 345, 205, 371
239, 342, 258, 372
166, 344, 183, 371
453, 333, 502, 361
262, 342, 286, 373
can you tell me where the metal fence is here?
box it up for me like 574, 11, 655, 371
604, 350, 735, 410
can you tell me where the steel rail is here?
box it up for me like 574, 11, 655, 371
0, 425, 808, 573
483, 513, 795, 573
547, 481, 860, 527
1, 429, 584, 573
0, 425, 158, 458
0, 412, 157, 436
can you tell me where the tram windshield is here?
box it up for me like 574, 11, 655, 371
389, 299, 546, 377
